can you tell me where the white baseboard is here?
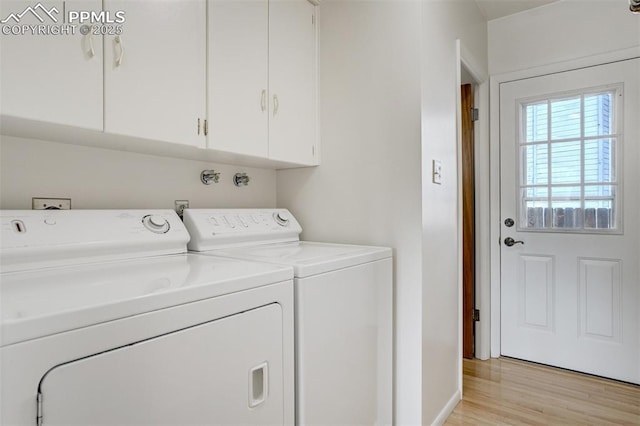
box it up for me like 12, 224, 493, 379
430, 389, 461, 426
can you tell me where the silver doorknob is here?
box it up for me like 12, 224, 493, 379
504, 237, 524, 247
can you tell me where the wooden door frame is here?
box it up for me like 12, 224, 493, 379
461, 83, 475, 359
457, 40, 491, 364
456, 40, 491, 366
488, 47, 640, 357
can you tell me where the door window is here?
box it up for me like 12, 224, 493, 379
518, 87, 621, 232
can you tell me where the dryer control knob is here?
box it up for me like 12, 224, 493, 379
142, 215, 170, 234
273, 212, 289, 227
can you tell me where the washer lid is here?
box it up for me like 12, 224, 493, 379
212, 241, 392, 278
1, 254, 292, 347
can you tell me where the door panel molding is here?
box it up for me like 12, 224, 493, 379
518, 254, 555, 331
578, 257, 622, 342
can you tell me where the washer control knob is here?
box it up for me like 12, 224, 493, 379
142, 215, 170, 234
273, 211, 289, 227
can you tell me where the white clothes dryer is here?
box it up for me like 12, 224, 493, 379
0, 210, 294, 426
183, 209, 393, 426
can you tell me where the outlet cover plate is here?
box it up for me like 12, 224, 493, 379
175, 200, 189, 218
32, 198, 71, 210
432, 160, 442, 184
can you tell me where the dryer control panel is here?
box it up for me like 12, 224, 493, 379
0, 210, 189, 272
183, 209, 302, 251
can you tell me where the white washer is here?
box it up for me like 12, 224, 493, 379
0, 210, 294, 426
183, 209, 392, 426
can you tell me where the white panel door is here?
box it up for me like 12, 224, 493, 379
268, 0, 317, 165
0, 0, 102, 129
104, 0, 205, 147
500, 58, 639, 383
208, 0, 268, 157
40, 304, 284, 425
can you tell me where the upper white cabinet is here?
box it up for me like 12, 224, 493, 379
0, 0, 103, 130
104, 0, 206, 148
1, 0, 317, 168
208, 0, 269, 158
207, 0, 318, 166
268, 0, 317, 165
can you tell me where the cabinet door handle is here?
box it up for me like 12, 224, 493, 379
261, 89, 267, 112
197, 118, 201, 135
204, 119, 208, 136
114, 35, 124, 67
273, 94, 279, 115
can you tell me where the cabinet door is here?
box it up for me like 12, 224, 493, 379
208, 0, 269, 157
104, 0, 206, 148
269, 0, 317, 165
0, 0, 103, 130
40, 304, 284, 425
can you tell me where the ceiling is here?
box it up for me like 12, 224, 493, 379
475, 0, 560, 21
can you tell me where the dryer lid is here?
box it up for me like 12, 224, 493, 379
1, 254, 292, 346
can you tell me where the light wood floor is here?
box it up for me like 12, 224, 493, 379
445, 358, 640, 425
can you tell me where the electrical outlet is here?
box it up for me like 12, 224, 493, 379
32, 198, 71, 210
175, 200, 189, 219
432, 160, 442, 184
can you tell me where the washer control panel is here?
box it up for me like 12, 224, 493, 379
183, 209, 302, 251
273, 211, 290, 226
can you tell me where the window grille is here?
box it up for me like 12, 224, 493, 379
518, 86, 621, 232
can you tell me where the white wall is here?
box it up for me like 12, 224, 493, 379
0, 136, 276, 209
489, 0, 640, 75
420, 1, 488, 423
277, 1, 488, 424
276, 1, 424, 423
